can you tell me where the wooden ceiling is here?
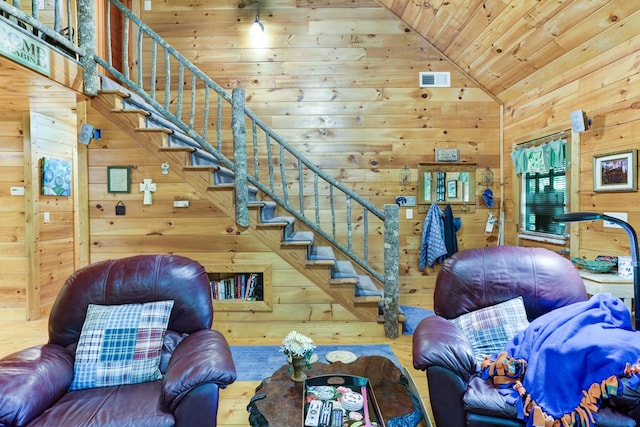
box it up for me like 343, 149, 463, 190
1, 0, 639, 110
378, 0, 640, 102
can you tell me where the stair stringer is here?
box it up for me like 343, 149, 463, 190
90, 91, 381, 323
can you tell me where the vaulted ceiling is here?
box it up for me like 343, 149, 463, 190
378, 0, 640, 103
3, 0, 639, 112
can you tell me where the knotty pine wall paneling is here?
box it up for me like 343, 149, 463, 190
502, 32, 640, 262
125, 0, 502, 312
0, 118, 28, 319
0, 107, 78, 321
85, 111, 366, 338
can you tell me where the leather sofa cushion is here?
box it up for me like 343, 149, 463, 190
464, 375, 636, 427
28, 381, 174, 427
464, 375, 519, 419
0, 345, 73, 427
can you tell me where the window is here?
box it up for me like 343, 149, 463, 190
521, 165, 566, 235
512, 136, 568, 239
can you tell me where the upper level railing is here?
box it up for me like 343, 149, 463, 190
0, 0, 400, 336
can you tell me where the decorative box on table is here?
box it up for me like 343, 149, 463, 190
303, 374, 386, 427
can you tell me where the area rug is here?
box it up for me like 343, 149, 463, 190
401, 305, 434, 335
231, 344, 400, 381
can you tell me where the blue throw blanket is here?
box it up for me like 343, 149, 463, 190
484, 293, 640, 424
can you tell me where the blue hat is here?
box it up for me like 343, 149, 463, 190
482, 188, 494, 208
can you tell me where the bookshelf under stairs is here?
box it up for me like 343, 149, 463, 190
91, 77, 396, 327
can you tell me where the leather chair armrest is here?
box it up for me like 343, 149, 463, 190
163, 329, 237, 410
0, 344, 73, 427
412, 315, 476, 381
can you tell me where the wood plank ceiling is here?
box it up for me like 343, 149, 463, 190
377, 0, 640, 103
1, 1, 639, 109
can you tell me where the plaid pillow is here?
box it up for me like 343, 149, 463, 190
451, 297, 529, 364
69, 300, 174, 391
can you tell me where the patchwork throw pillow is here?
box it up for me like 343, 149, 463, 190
69, 300, 174, 391
451, 297, 529, 363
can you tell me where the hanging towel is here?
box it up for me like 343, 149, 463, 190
443, 204, 458, 257
419, 203, 447, 269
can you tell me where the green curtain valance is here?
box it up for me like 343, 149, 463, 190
511, 138, 566, 174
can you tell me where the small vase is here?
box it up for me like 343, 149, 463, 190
289, 355, 307, 382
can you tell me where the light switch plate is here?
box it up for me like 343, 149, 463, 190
10, 186, 25, 196
604, 212, 627, 228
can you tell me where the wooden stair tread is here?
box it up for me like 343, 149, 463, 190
112, 108, 150, 116
136, 127, 173, 134
184, 165, 219, 171
306, 259, 335, 266
99, 89, 130, 97
353, 295, 382, 304
329, 277, 358, 285
377, 313, 406, 323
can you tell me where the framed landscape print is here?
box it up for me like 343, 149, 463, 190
593, 149, 637, 192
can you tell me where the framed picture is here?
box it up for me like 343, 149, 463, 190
435, 148, 459, 162
107, 166, 131, 193
447, 180, 457, 198
41, 157, 72, 196
593, 149, 637, 192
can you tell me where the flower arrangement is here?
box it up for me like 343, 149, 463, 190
280, 330, 316, 361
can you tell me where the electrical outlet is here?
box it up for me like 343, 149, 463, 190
43, 212, 50, 223
406, 209, 413, 219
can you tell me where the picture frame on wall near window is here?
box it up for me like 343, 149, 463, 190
593, 149, 637, 192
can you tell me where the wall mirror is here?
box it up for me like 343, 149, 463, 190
417, 162, 477, 213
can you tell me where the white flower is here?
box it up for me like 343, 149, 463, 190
280, 330, 316, 359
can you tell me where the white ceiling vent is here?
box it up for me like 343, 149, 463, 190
419, 72, 451, 88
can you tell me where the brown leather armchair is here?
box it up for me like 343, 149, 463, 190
0, 254, 237, 427
412, 246, 640, 427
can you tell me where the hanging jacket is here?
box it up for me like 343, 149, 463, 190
443, 204, 458, 257
419, 203, 447, 269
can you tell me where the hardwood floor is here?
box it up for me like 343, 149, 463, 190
0, 318, 434, 427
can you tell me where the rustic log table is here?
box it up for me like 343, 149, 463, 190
247, 355, 423, 427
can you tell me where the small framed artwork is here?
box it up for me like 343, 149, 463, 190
41, 157, 72, 196
435, 148, 459, 162
107, 166, 131, 193
447, 180, 457, 198
593, 149, 637, 192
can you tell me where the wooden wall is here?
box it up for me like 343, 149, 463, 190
502, 31, 640, 261
0, 108, 79, 320
0, 31, 87, 320
115, 0, 501, 313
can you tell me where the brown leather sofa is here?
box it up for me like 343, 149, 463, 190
0, 254, 237, 427
412, 246, 640, 427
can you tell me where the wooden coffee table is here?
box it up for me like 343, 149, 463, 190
247, 355, 423, 427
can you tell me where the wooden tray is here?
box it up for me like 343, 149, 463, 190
303, 374, 386, 427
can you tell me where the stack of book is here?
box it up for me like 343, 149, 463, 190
210, 272, 262, 301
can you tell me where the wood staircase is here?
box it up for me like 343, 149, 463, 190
90, 85, 393, 325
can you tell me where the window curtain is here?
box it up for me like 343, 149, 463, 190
511, 138, 567, 174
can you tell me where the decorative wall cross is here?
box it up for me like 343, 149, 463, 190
139, 178, 156, 205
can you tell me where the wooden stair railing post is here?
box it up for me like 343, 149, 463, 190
78, 0, 99, 95
232, 88, 249, 227
383, 204, 400, 338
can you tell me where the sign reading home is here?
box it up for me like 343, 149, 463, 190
0, 19, 50, 76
